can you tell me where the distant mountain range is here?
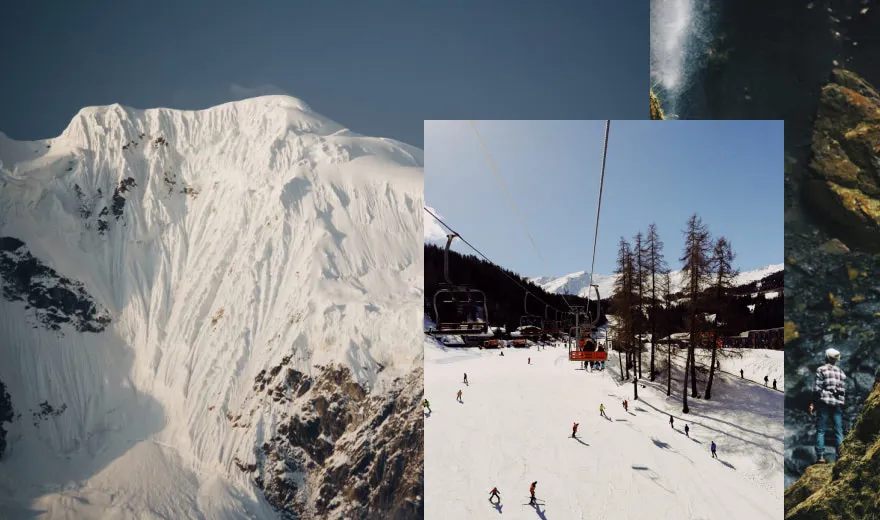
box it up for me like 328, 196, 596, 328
530, 263, 784, 300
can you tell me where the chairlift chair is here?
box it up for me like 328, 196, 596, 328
431, 234, 490, 335
569, 284, 607, 362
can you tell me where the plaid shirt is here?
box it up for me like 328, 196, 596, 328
815, 363, 846, 406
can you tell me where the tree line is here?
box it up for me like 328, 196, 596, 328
608, 215, 781, 412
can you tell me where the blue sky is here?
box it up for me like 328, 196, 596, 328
425, 120, 783, 278
0, 1, 646, 148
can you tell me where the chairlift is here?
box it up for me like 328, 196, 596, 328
519, 292, 543, 337
569, 284, 607, 362
431, 234, 489, 335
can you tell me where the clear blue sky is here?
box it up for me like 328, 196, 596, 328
0, 1, 647, 148
425, 120, 783, 278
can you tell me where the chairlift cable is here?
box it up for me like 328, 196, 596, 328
587, 121, 610, 298
423, 207, 564, 315
468, 120, 574, 313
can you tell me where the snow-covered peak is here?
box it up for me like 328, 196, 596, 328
0, 95, 424, 517
532, 263, 783, 298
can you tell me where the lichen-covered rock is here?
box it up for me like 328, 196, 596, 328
650, 90, 665, 120
802, 70, 880, 252
785, 370, 880, 519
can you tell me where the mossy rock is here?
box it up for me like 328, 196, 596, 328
650, 90, 665, 120
785, 371, 880, 518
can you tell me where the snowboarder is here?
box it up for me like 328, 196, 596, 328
464, 373, 468, 385
489, 487, 500, 503
684, 424, 690, 437
669, 415, 674, 428
740, 368, 744, 378
773, 379, 777, 390
572, 422, 579, 438
423, 399, 431, 413
599, 403, 607, 418
456, 390, 462, 402
764, 375, 769, 386
711, 441, 718, 458
529, 481, 537, 505
810, 348, 846, 464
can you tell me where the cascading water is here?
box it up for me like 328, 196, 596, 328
650, 0, 715, 117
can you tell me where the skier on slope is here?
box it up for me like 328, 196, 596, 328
529, 481, 537, 505
489, 487, 500, 503
772, 379, 777, 390
740, 369, 744, 378
528, 357, 531, 365
599, 403, 608, 418
464, 373, 468, 385
684, 424, 690, 437
572, 422, 579, 438
423, 399, 431, 413
711, 441, 718, 458
456, 389, 463, 402
764, 375, 769, 386
669, 415, 674, 428
622, 400, 628, 412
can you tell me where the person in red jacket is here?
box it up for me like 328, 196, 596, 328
489, 487, 500, 503
572, 422, 579, 438
529, 481, 537, 505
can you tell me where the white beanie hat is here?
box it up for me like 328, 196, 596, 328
825, 348, 841, 363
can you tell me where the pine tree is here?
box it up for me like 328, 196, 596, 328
634, 231, 645, 380
661, 270, 673, 397
612, 237, 636, 382
704, 237, 738, 400
680, 214, 713, 413
645, 223, 667, 382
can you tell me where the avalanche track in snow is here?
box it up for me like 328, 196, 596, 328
424, 339, 782, 519
0, 96, 423, 519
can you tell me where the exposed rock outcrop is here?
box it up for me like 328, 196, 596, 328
802, 69, 880, 253
650, 90, 665, 120
785, 369, 880, 519
0, 236, 111, 333
240, 359, 423, 519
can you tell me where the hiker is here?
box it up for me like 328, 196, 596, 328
456, 390, 462, 402
489, 487, 500, 503
599, 403, 608, 418
572, 422, 579, 438
810, 348, 847, 464
711, 441, 718, 458
684, 424, 690, 437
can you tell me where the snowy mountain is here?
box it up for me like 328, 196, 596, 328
531, 263, 784, 300
0, 96, 423, 519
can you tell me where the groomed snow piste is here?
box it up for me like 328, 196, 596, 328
424, 338, 782, 519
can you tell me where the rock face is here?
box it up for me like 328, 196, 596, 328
785, 70, 880, 487
785, 369, 880, 519
802, 69, 880, 252
239, 360, 423, 519
650, 90, 664, 120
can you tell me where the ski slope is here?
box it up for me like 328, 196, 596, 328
424, 340, 782, 519
0, 96, 424, 518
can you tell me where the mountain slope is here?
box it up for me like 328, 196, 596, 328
0, 96, 423, 519
531, 263, 784, 300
